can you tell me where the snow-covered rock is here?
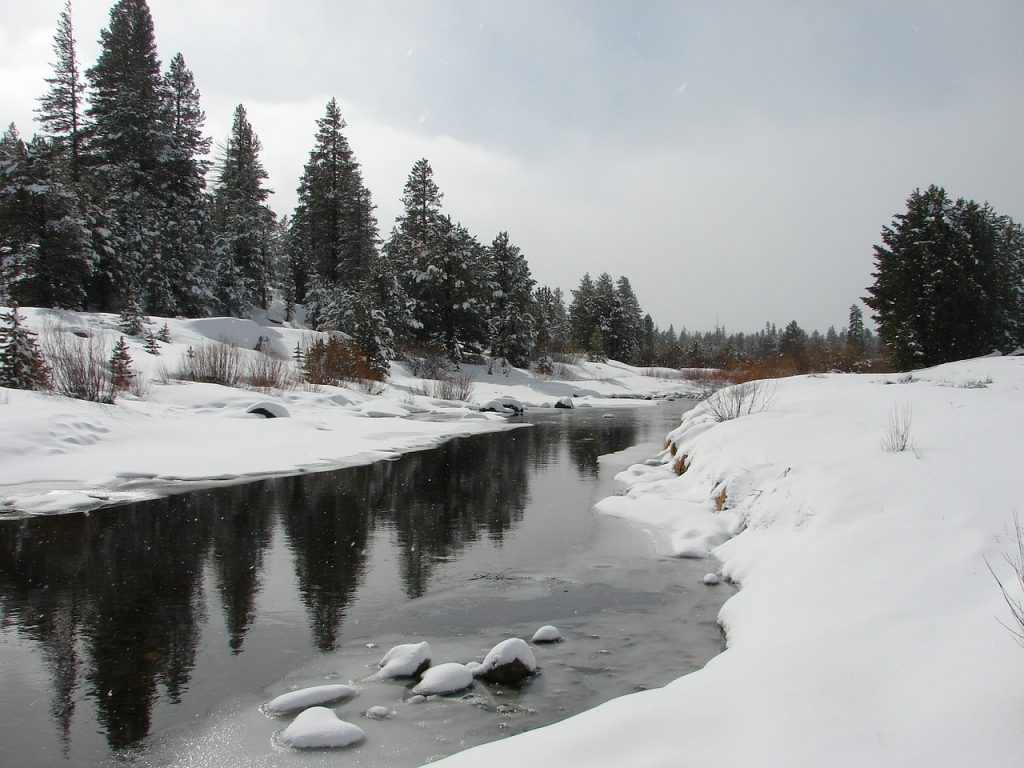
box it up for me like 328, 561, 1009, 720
472, 638, 537, 684
531, 625, 562, 644
264, 684, 356, 715
246, 401, 290, 418
364, 705, 394, 720
480, 396, 525, 414
554, 397, 574, 409
412, 663, 474, 695
377, 641, 431, 679
702, 573, 721, 586
279, 707, 365, 749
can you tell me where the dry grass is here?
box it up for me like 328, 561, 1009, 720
246, 353, 292, 393
413, 372, 475, 401
176, 340, 247, 388
703, 379, 777, 422
41, 324, 114, 403
881, 402, 913, 453
987, 514, 1024, 647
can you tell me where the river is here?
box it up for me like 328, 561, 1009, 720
0, 400, 729, 767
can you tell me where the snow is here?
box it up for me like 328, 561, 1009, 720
412, 663, 475, 695
377, 641, 432, 679
278, 707, 365, 749
473, 638, 537, 677
264, 684, 357, 716
530, 625, 562, 643
702, 573, 721, 586
427, 356, 1024, 768
0, 308, 701, 516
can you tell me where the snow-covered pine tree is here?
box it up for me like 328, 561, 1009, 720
487, 231, 536, 368
36, 0, 86, 185
606, 276, 643, 364
109, 335, 134, 391
0, 304, 49, 390
155, 322, 171, 342
568, 273, 598, 354
151, 52, 213, 316
291, 99, 377, 295
533, 285, 568, 359
211, 104, 274, 314
85, 0, 174, 312
143, 330, 159, 355
118, 290, 147, 335
0, 126, 93, 309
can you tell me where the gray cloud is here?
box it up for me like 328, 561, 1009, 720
2, 0, 1022, 332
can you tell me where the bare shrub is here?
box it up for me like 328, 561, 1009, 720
302, 336, 365, 386
42, 324, 114, 403
703, 379, 777, 422
959, 377, 992, 389
414, 371, 474, 401
881, 403, 913, 453
987, 514, 1024, 647
176, 340, 246, 387
246, 353, 291, 393
358, 377, 388, 396
405, 345, 449, 379
128, 370, 151, 399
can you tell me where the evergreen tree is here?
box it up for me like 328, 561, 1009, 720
0, 304, 49, 390
85, 0, 172, 310
143, 330, 160, 355
36, 0, 86, 184
487, 231, 536, 368
568, 273, 598, 352
534, 285, 568, 357
846, 304, 867, 359
109, 335, 134, 391
291, 99, 376, 295
606, 276, 643, 364
779, 320, 809, 371
151, 52, 212, 315
0, 126, 93, 308
865, 185, 1024, 369
118, 290, 147, 335
211, 104, 274, 313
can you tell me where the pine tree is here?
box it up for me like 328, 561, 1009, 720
865, 185, 1024, 369
155, 322, 171, 342
607, 276, 643, 364
36, 0, 86, 184
568, 273, 598, 352
85, 0, 173, 311
487, 231, 536, 368
143, 330, 160, 355
0, 126, 93, 308
109, 335, 134, 391
291, 99, 377, 294
533, 285, 568, 357
151, 52, 213, 316
211, 104, 274, 313
846, 304, 867, 358
118, 291, 147, 335
0, 304, 49, 390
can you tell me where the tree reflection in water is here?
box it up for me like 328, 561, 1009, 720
0, 410, 639, 756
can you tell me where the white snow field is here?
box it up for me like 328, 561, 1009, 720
0, 307, 697, 515
429, 356, 1024, 768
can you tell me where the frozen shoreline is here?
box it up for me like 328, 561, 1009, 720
0, 308, 696, 516
428, 355, 1024, 768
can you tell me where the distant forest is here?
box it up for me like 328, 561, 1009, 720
2, 0, 895, 378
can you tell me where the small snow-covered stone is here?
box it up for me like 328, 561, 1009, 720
473, 638, 537, 685
378, 641, 431, 678
531, 625, 562, 644
554, 397, 574, 409
602, 413, 615, 419
265, 684, 356, 715
279, 707, 365, 749
703, 573, 721, 586
412, 663, 474, 695
364, 705, 394, 720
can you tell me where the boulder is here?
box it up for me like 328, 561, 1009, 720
472, 638, 537, 685
377, 641, 431, 679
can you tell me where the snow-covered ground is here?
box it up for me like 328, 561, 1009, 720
0, 307, 697, 515
429, 356, 1024, 768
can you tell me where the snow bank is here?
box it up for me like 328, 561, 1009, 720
428, 357, 1024, 768
1, 308, 701, 516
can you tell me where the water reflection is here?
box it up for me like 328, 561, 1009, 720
0, 408, 641, 758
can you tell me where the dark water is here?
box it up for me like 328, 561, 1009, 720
0, 402, 729, 767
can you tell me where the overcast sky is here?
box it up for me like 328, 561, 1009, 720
2, 1, 1022, 333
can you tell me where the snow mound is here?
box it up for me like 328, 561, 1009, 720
377, 641, 432, 678
246, 401, 290, 419
279, 707, 365, 749
531, 625, 562, 644
264, 684, 356, 715
472, 638, 537, 684
412, 663, 474, 695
